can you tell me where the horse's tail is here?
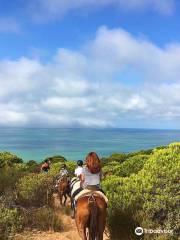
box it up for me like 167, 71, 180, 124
88, 194, 98, 240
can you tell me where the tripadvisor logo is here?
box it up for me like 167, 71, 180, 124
135, 227, 143, 236
135, 227, 174, 236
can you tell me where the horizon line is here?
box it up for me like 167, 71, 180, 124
0, 126, 179, 131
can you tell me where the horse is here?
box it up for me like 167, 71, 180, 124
75, 194, 107, 240
57, 176, 70, 206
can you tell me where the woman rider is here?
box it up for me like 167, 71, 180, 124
71, 153, 102, 218
80, 152, 102, 190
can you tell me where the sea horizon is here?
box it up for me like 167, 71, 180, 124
0, 127, 180, 162
0, 126, 180, 130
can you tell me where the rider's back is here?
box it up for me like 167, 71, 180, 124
82, 166, 100, 187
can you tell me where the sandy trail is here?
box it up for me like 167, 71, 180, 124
14, 194, 109, 240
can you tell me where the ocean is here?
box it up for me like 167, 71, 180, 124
0, 128, 179, 162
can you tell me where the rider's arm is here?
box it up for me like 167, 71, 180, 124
80, 173, 85, 187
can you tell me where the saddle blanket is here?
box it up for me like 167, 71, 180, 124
70, 178, 108, 203
74, 189, 108, 203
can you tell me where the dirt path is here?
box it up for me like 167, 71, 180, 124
14, 194, 109, 240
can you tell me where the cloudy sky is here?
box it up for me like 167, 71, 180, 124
0, 0, 180, 129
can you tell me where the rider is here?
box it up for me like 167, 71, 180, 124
71, 153, 102, 218
74, 160, 83, 178
71, 160, 83, 218
41, 159, 50, 173
55, 164, 69, 187
59, 164, 69, 177
80, 152, 102, 190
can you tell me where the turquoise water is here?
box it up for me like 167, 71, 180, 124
0, 128, 180, 162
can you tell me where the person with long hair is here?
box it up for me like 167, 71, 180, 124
80, 152, 102, 190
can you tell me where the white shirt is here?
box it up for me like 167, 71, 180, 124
82, 167, 100, 187
59, 168, 68, 177
74, 166, 83, 177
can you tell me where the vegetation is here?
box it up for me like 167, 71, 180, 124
0, 198, 22, 239
0, 143, 179, 239
44, 155, 67, 164
16, 173, 54, 207
0, 152, 23, 168
102, 142, 180, 239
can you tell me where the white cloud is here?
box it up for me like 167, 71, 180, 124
0, 17, 21, 34
0, 26, 180, 128
29, 0, 175, 21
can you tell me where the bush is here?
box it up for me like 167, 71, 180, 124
103, 142, 180, 240
102, 155, 149, 177
116, 154, 149, 177
16, 173, 54, 207
0, 152, 23, 168
107, 153, 128, 163
102, 162, 121, 177
0, 199, 22, 239
0, 164, 27, 194
44, 155, 67, 164
127, 149, 153, 157
20, 207, 62, 232
26, 160, 40, 173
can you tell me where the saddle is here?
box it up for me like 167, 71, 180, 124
74, 189, 108, 203
70, 179, 108, 204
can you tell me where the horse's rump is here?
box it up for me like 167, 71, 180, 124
76, 194, 107, 240
58, 176, 70, 206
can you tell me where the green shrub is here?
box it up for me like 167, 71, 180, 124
102, 162, 121, 177
20, 207, 62, 232
102, 154, 149, 177
0, 199, 22, 239
26, 160, 40, 173
16, 173, 54, 207
44, 155, 67, 164
116, 154, 149, 177
107, 153, 128, 163
127, 149, 153, 157
0, 152, 23, 168
0, 164, 27, 194
103, 142, 180, 240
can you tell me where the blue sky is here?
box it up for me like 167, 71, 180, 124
0, 0, 180, 129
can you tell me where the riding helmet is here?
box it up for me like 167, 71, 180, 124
77, 160, 83, 166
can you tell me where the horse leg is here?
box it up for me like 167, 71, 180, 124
63, 193, 67, 206
76, 204, 88, 240
59, 192, 63, 206
76, 224, 87, 240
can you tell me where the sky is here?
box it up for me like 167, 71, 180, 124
0, 0, 180, 129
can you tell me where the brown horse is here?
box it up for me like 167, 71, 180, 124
57, 176, 70, 206
75, 194, 107, 240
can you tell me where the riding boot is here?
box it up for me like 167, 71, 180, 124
71, 200, 76, 219
71, 209, 75, 219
